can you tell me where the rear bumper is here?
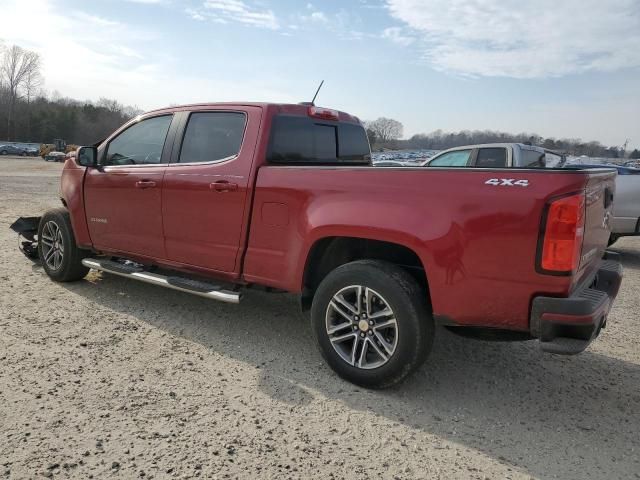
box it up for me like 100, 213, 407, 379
530, 252, 623, 354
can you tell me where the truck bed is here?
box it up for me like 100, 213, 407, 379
243, 166, 616, 331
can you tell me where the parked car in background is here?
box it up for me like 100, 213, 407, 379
21, 145, 40, 156
0, 144, 27, 156
624, 159, 640, 169
564, 163, 640, 245
372, 149, 438, 165
44, 151, 67, 162
373, 160, 411, 167
421, 143, 565, 168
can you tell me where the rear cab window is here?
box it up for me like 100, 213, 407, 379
267, 115, 370, 165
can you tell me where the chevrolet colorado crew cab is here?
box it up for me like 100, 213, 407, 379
30, 102, 622, 388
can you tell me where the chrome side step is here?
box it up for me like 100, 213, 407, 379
81, 258, 241, 304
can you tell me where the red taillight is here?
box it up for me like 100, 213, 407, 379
308, 106, 339, 121
540, 193, 585, 273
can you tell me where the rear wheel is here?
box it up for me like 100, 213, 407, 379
310, 260, 434, 389
608, 234, 620, 247
38, 208, 90, 282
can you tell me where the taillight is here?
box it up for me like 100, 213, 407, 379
308, 106, 339, 121
539, 192, 585, 274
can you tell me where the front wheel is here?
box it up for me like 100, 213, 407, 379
310, 260, 434, 389
38, 208, 90, 282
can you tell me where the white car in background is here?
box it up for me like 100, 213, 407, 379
44, 151, 66, 162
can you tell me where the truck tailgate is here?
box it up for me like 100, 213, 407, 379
575, 170, 617, 289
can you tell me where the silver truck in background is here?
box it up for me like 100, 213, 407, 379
564, 163, 640, 245
420, 143, 565, 168
420, 144, 638, 246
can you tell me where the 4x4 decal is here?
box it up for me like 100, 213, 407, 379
485, 178, 529, 187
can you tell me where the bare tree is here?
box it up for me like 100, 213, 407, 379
365, 117, 403, 144
1, 44, 41, 140
24, 67, 43, 140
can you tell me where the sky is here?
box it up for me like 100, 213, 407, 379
1, 0, 639, 148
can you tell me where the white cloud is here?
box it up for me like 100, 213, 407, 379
385, 0, 640, 78
185, 7, 206, 21
0, 0, 160, 103
196, 0, 279, 29
0, 0, 296, 112
295, 6, 368, 40
71, 11, 122, 27
381, 26, 413, 46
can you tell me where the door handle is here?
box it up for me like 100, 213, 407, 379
135, 180, 157, 189
210, 180, 238, 192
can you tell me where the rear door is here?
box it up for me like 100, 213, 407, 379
84, 114, 176, 259
161, 107, 262, 274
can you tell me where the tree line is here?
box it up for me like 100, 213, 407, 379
365, 119, 638, 159
0, 43, 141, 146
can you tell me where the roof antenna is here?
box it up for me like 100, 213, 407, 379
311, 80, 324, 106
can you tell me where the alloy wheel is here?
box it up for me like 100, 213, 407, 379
40, 221, 64, 270
325, 285, 399, 369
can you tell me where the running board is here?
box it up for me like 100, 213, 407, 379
81, 259, 241, 304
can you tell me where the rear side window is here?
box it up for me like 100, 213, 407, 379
475, 148, 507, 168
268, 115, 370, 165
428, 150, 471, 167
179, 112, 246, 164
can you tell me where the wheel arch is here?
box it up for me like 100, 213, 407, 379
300, 236, 431, 314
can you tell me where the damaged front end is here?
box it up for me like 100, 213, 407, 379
9, 216, 41, 260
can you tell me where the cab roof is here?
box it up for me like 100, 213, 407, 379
143, 102, 362, 124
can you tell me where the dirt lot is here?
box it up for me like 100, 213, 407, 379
1, 157, 639, 479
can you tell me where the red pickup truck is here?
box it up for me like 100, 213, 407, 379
27, 102, 622, 388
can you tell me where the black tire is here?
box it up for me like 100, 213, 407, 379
310, 260, 434, 389
0, 150, 7, 155
608, 234, 620, 247
37, 208, 90, 282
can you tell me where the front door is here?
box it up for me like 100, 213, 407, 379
161, 107, 261, 273
84, 114, 175, 259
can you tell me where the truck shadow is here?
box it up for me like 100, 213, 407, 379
59, 272, 640, 480
608, 237, 640, 270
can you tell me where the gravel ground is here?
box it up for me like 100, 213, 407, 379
1, 157, 639, 479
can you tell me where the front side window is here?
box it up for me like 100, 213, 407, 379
179, 112, 246, 164
105, 115, 172, 166
475, 148, 507, 168
428, 149, 472, 167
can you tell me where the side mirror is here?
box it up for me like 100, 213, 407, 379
76, 146, 97, 168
